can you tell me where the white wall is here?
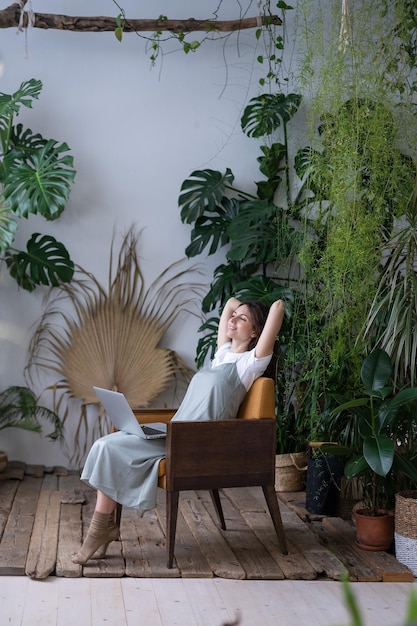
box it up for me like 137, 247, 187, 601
0, 0, 290, 467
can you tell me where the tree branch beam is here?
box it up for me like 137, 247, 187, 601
0, 4, 282, 33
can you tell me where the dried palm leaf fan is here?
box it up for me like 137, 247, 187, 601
26, 227, 204, 465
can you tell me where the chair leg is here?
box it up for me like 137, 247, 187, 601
166, 490, 179, 568
262, 484, 288, 555
210, 489, 226, 530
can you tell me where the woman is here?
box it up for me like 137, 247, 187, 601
72, 296, 285, 564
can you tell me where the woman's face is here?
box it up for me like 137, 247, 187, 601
227, 305, 256, 345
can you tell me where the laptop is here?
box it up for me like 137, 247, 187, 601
93, 386, 167, 439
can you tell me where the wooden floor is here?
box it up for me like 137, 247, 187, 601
1, 577, 415, 626
0, 462, 414, 583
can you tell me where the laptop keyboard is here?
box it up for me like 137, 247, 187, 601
142, 425, 164, 436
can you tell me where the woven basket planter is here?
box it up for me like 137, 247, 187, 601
275, 451, 307, 492
395, 490, 417, 577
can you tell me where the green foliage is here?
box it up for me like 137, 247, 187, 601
361, 177, 417, 389
289, 0, 417, 441
5, 233, 75, 292
178, 91, 304, 368
330, 349, 417, 513
110, 1, 293, 87
0, 79, 75, 290
0, 386, 63, 441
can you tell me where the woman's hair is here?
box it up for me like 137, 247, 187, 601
240, 300, 269, 351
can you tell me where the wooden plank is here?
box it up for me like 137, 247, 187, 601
24, 465, 45, 478
25, 490, 61, 579
56, 502, 82, 578
179, 494, 246, 579
278, 491, 311, 521
0, 475, 42, 575
322, 516, 414, 582
41, 473, 58, 490
0, 460, 25, 481
280, 508, 347, 580
55, 474, 86, 578
225, 487, 319, 580
156, 490, 213, 578
312, 519, 382, 582
122, 508, 180, 578
198, 490, 284, 580
0, 480, 20, 539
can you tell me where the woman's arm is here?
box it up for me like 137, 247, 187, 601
217, 297, 241, 348
254, 299, 285, 359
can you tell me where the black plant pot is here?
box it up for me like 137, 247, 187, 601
305, 449, 345, 516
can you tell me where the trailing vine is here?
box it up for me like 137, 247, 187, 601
110, 0, 293, 86
290, 0, 417, 432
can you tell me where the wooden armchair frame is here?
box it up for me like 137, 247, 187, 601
117, 377, 288, 568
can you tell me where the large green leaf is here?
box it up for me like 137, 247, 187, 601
0, 79, 42, 118
257, 142, 287, 179
179, 168, 234, 224
363, 434, 394, 477
195, 316, 220, 367
385, 387, 417, 409
241, 93, 302, 138
227, 199, 277, 263
201, 261, 253, 312
344, 454, 368, 478
185, 198, 239, 258
5, 233, 74, 291
0, 79, 42, 139
361, 348, 392, 391
3, 139, 76, 218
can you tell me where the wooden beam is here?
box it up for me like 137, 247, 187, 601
0, 4, 282, 33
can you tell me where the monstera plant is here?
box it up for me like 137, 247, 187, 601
0, 79, 75, 461
0, 78, 76, 291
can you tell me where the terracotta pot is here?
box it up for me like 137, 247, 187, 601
353, 507, 394, 551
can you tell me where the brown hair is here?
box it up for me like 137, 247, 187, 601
239, 300, 269, 351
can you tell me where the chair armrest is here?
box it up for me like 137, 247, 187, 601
165, 418, 276, 490
132, 408, 176, 424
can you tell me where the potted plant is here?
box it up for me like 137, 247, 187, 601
0, 386, 63, 470
327, 349, 417, 550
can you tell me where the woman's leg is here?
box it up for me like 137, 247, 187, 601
72, 490, 120, 564
96, 490, 117, 514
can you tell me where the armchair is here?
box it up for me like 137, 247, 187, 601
119, 376, 288, 568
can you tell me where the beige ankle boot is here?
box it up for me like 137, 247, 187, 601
94, 513, 119, 559
71, 511, 120, 565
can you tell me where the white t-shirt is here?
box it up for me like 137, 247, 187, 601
211, 342, 272, 390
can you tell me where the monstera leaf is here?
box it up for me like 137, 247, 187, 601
5, 233, 74, 292
3, 135, 75, 218
241, 93, 302, 138
0, 79, 76, 289
179, 168, 235, 223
